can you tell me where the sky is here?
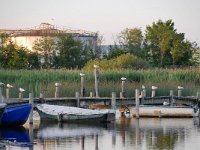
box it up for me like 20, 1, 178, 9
0, 0, 200, 45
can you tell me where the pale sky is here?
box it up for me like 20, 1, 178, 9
0, 0, 199, 45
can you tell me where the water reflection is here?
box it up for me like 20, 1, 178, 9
1, 117, 200, 150
0, 126, 31, 148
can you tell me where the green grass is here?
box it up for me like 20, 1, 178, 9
0, 68, 200, 98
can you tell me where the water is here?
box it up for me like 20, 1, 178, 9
1, 115, 200, 150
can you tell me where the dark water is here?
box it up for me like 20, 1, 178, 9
1, 117, 200, 150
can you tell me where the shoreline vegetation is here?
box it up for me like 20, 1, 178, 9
0, 68, 200, 97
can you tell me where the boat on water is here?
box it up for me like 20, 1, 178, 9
131, 105, 199, 118
0, 104, 32, 126
36, 104, 116, 123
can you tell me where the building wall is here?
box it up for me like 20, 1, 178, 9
10, 35, 97, 52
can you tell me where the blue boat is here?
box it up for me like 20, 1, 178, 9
0, 104, 32, 126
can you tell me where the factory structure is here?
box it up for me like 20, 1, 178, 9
0, 23, 98, 52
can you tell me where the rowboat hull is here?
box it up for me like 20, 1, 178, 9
36, 104, 115, 123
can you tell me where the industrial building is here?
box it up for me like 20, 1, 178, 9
0, 23, 98, 52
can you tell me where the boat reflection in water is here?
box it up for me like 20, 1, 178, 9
0, 126, 32, 148
36, 122, 114, 150
34, 117, 200, 150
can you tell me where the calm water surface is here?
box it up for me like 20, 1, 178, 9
1, 116, 200, 150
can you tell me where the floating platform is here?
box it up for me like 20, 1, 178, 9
131, 106, 199, 118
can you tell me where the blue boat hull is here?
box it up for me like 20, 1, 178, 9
1, 104, 32, 126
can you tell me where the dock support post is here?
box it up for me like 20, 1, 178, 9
19, 92, 23, 99
170, 90, 174, 106
76, 92, 80, 107
55, 83, 61, 98
95, 135, 99, 150
178, 86, 183, 97
151, 86, 157, 97
94, 65, 99, 97
121, 77, 126, 98
111, 92, 116, 109
135, 89, 140, 119
0, 82, 4, 103
80, 73, 85, 97
29, 93, 33, 124
89, 91, 93, 97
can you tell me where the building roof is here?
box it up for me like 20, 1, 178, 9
0, 23, 97, 37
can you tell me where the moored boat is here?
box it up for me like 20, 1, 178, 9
0, 104, 32, 126
131, 106, 199, 118
36, 104, 115, 123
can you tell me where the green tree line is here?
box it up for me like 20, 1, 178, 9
0, 19, 199, 70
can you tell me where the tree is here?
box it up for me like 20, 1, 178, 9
56, 34, 83, 69
0, 41, 29, 69
33, 37, 56, 69
145, 20, 175, 67
144, 19, 198, 67
118, 27, 143, 57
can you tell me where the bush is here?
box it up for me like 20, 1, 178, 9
84, 53, 150, 71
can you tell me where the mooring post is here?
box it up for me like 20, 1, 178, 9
6, 84, 13, 99
0, 82, 4, 103
111, 92, 116, 109
55, 83, 61, 98
197, 92, 200, 100
19, 88, 25, 99
29, 93, 33, 124
80, 73, 85, 97
40, 92, 44, 99
141, 85, 146, 105
94, 65, 99, 97
95, 135, 99, 150
76, 92, 80, 107
135, 89, 140, 119
178, 86, 183, 97
170, 90, 174, 106
151, 86, 158, 97
121, 77, 126, 98
89, 91, 93, 97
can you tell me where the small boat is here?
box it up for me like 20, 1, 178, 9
1, 104, 32, 126
36, 104, 115, 123
131, 105, 199, 118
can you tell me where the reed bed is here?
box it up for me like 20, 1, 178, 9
0, 68, 200, 97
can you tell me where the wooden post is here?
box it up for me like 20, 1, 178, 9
94, 65, 99, 97
19, 92, 23, 99
80, 73, 85, 97
151, 86, 157, 97
121, 77, 126, 98
197, 92, 200, 100
40, 92, 44, 99
178, 86, 183, 97
95, 135, 98, 150
135, 89, 140, 119
170, 90, 174, 106
0, 83, 4, 103
89, 91, 93, 97
29, 123, 34, 150
111, 92, 116, 109
55, 83, 61, 98
29, 93, 33, 124
6, 88, 10, 99
76, 92, 80, 107
81, 136, 85, 150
